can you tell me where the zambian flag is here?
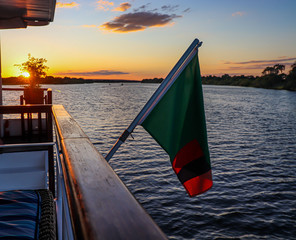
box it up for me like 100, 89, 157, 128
138, 47, 212, 197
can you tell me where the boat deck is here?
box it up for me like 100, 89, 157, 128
0, 89, 167, 239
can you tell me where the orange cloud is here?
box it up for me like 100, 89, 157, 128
97, 0, 114, 11
100, 12, 181, 33
56, 2, 79, 8
232, 11, 245, 17
112, 2, 131, 12
82, 25, 98, 28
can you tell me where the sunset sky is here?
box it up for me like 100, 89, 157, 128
1, 0, 296, 80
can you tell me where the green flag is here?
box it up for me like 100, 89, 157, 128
139, 51, 212, 197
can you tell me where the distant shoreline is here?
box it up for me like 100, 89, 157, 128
2, 76, 140, 85
2, 74, 295, 91
141, 75, 296, 91
201, 74, 296, 91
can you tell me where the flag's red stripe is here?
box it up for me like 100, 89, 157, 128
172, 139, 204, 174
183, 170, 213, 197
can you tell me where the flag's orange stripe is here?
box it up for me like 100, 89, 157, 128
183, 170, 213, 197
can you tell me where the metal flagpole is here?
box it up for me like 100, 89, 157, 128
105, 38, 202, 162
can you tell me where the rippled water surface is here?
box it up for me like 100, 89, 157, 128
9, 84, 296, 239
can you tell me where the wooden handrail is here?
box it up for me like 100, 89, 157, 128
52, 105, 167, 240
2, 87, 49, 91
2, 88, 52, 104
0, 104, 52, 114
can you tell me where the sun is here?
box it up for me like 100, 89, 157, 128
22, 72, 30, 78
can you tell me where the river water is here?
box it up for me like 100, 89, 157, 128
5, 84, 296, 239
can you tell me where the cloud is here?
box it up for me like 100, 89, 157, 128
100, 12, 181, 33
222, 57, 296, 73
161, 5, 179, 12
224, 57, 296, 65
56, 2, 79, 8
82, 25, 98, 28
59, 70, 129, 76
134, 3, 151, 12
112, 2, 131, 12
225, 64, 290, 71
232, 11, 245, 17
183, 8, 191, 13
97, 0, 114, 11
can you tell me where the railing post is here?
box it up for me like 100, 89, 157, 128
47, 88, 52, 104
20, 95, 25, 137
45, 89, 54, 195
47, 106, 54, 196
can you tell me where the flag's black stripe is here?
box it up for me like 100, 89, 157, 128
177, 156, 211, 184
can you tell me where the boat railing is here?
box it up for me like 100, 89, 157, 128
0, 141, 55, 148
52, 104, 167, 239
0, 90, 167, 239
2, 87, 52, 104
55, 141, 75, 240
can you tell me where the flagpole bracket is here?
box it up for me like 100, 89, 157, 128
119, 129, 130, 143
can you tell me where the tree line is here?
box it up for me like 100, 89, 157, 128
141, 63, 296, 91
202, 62, 296, 91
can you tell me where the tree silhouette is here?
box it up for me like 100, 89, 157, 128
262, 64, 285, 76
262, 66, 276, 75
15, 54, 49, 88
290, 61, 296, 74
274, 64, 285, 74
